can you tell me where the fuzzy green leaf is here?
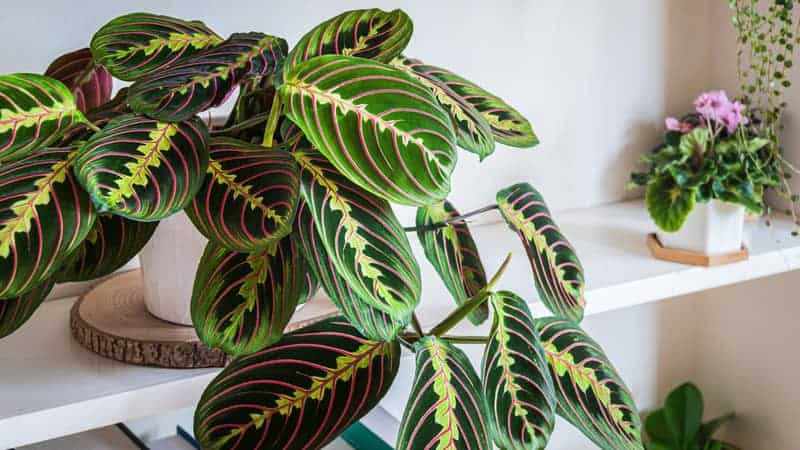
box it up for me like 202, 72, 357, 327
646, 176, 696, 232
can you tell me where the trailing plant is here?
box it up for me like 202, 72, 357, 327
629, 90, 775, 231
729, 0, 800, 230
0, 8, 644, 449
645, 382, 737, 450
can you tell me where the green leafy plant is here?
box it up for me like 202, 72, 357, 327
629, 90, 775, 231
729, 0, 800, 231
0, 8, 644, 449
645, 383, 737, 450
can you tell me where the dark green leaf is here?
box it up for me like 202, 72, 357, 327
91, 13, 223, 81
44, 48, 113, 112
74, 114, 209, 221
663, 382, 703, 450
296, 202, 406, 341
191, 235, 308, 356
185, 137, 299, 253
0, 148, 96, 298
281, 55, 457, 206
194, 317, 400, 450
295, 148, 420, 318
482, 291, 557, 450
497, 182, 585, 322
646, 176, 696, 232
416, 200, 488, 325
536, 317, 644, 450
0, 280, 54, 338
0, 74, 86, 163
397, 336, 491, 450
128, 33, 288, 122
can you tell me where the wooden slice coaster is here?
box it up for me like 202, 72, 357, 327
70, 270, 227, 369
646, 233, 749, 267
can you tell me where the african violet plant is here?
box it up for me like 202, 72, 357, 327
0, 8, 643, 450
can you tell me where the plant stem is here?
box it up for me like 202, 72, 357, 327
440, 335, 489, 344
403, 204, 499, 233
261, 94, 283, 147
429, 252, 512, 337
84, 121, 101, 133
210, 112, 271, 135
411, 313, 424, 337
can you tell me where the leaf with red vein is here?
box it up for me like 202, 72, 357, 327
91, 13, 223, 81
295, 148, 420, 319
482, 291, 557, 450
74, 113, 209, 221
0, 279, 54, 339
416, 200, 489, 325
296, 201, 406, 341
397, 336, 491, 450
128, 33, 288, 122
0, 73, 86, 163
186, 137, 299, 253
191, 234, 309, 356
194, 317, 400, 450
497, 182, 585, 322
536, 317, 644, 450
280, 55, 457, 206
45, 48, 113, 112
0, 148, 96, 298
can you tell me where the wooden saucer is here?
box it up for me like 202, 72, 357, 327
646, 234, 749, 267
70, 270, 227, 369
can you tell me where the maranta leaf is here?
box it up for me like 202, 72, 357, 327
74, 114, 209, 221
497, 182, 585, 322
45, 48, 113, 112
398, 59, 538, 148
536, 317, 643, 450
128, 33, 288, 122
281, 55, 457, 206
194, 317, 400, 450
91, 12, 223, 81
482, 291, 557, 450
284, 8, 412, 73
57, 213, 158, 282
295, 148, 420, 318
186, 137, 299, 253
0, 73, 86, 163
0, 148, 95, 298
397, 336, 491, 450
416, 200, 489, 325
392, 56, 496, 159
296, 201, 406, 341
191, 235, 308, 356
0, 279, 54, 339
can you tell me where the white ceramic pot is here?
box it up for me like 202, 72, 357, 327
139, 212, 207, 325
656, 199, 745, 256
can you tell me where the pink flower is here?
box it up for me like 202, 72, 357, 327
692, 90, 748, 133
665, 117, 695, 133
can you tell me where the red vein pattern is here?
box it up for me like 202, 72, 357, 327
0, 148, 96, 298
481, 291, 557, 450
397, 336, 491, 450
44, 48, 113, 112
295, 148, 420, 319
281, 54, 457, 206
194, 317, 399, 450
392, 56, 496, 160
497, 182, 586, 322
0, 73, 86, 163
128, 33, 288, 122
416, 200, 489, 325
90, 12, 223, 81
0, 279, 54, 339
191, 235, 308, 357
296, 201, 406, 341
536, 317, 643, 450
283, 8, 412, 73
74, 113, 209, 221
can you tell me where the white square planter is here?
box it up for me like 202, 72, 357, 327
656, 200, 745, 256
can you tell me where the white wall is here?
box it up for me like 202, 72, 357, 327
1, 0, 714, 219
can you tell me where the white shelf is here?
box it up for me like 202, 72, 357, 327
2, 200, 798, 448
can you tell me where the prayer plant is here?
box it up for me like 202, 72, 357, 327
0, 8, 643, 450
